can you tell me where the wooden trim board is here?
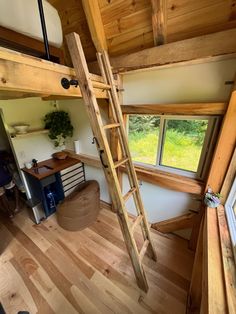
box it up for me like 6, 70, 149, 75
121, 103, 227, 116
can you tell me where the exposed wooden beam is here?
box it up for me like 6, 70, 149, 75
0, 47, 108, 99
121, 103, 227, 116
81, 0, 107, 52
151, 212, 197, 233
150, 0, 167, 46
206, 81, 236, 192
110, 29, 236, 73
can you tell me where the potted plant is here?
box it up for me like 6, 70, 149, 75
44, 110, 73, 147
204, 187, 222, 208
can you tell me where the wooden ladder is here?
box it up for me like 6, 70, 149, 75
66, 33, 157, 292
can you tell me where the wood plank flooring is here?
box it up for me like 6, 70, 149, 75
0, 206, 194, 313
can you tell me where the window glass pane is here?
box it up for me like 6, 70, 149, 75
161, 119, 208, 172
128, 115, 160, 165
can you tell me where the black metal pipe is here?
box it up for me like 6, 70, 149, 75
37, 0, 50, 60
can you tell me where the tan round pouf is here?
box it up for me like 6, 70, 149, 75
57, 180, 100, 231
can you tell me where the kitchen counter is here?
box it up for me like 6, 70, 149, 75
22, 156, 80, 180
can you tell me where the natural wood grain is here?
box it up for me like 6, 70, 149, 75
82, 0, 108, 52
121, 103, 227, 115
110, 29, 236, 72
22, 157, 80, 180
0, 47, 108, 99
152, 213, 197, 233
205, 207, 227, 313
220, 148, 236, 204
206, 85, 236, 192
150, 0, 167, 45
187, 216, 204, 313
217, 206, 236, 314
121, 164, 204, 195
0, 205, 194, 314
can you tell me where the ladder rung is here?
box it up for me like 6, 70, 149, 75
139, 239, 150, 261
131, 214, 143, 233
123, 187, 137, 202
103, 123, 120, 130
92, 81, 111, 90
114, 157, 129, 168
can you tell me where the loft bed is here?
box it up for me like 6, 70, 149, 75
0, 25, 64, 64
0, 0, 111, 100
0, 0, 64, 64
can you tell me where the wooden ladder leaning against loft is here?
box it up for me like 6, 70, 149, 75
66, 32, 157, 292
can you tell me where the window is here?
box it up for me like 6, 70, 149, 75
225, 177, 236, 263
128, 115, 219, 179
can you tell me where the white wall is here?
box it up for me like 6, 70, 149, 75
58, 99, 111, 203
123, 58, 235, 104
59, 58, 236, 239
0, 98, 60, 168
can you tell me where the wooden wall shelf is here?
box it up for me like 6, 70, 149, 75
11, 129, 49, 138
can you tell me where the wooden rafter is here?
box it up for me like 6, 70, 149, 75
110, 29, 236, 73
150, 0, 167, 46
0, 47, 108, 99
82, 0, 107, 53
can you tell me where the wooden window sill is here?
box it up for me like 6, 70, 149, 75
66, 150, 204, 195
120, 164, 204, 195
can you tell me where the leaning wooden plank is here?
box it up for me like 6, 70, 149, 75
0, 47, 108, 99
206, 82, 236, 192
220, 148, 236, 204
205, 207, 227, 313
121, 103, 227, 116
110, 29, 236, 72
152, 212, 197, 233
187, 215, 204, 313
217, 206, 236, 313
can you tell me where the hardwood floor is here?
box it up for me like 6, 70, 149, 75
0, 206, 194, 314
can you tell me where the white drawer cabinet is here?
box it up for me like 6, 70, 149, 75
60, 162, 85, 197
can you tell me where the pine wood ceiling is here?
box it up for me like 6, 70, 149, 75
48, 0, 236, 65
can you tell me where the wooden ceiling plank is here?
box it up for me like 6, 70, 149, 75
150, 0, 167, 45
82, 0, 107, 52
110, 28, 236, 72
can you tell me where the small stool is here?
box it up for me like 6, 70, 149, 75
57, 180, 100, 231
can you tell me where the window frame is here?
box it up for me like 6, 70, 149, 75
225, 176, 236, 263
127, 114, 220, 180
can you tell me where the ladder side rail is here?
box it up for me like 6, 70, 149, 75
66, 32, 149, 292
101, 51, 157, 260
